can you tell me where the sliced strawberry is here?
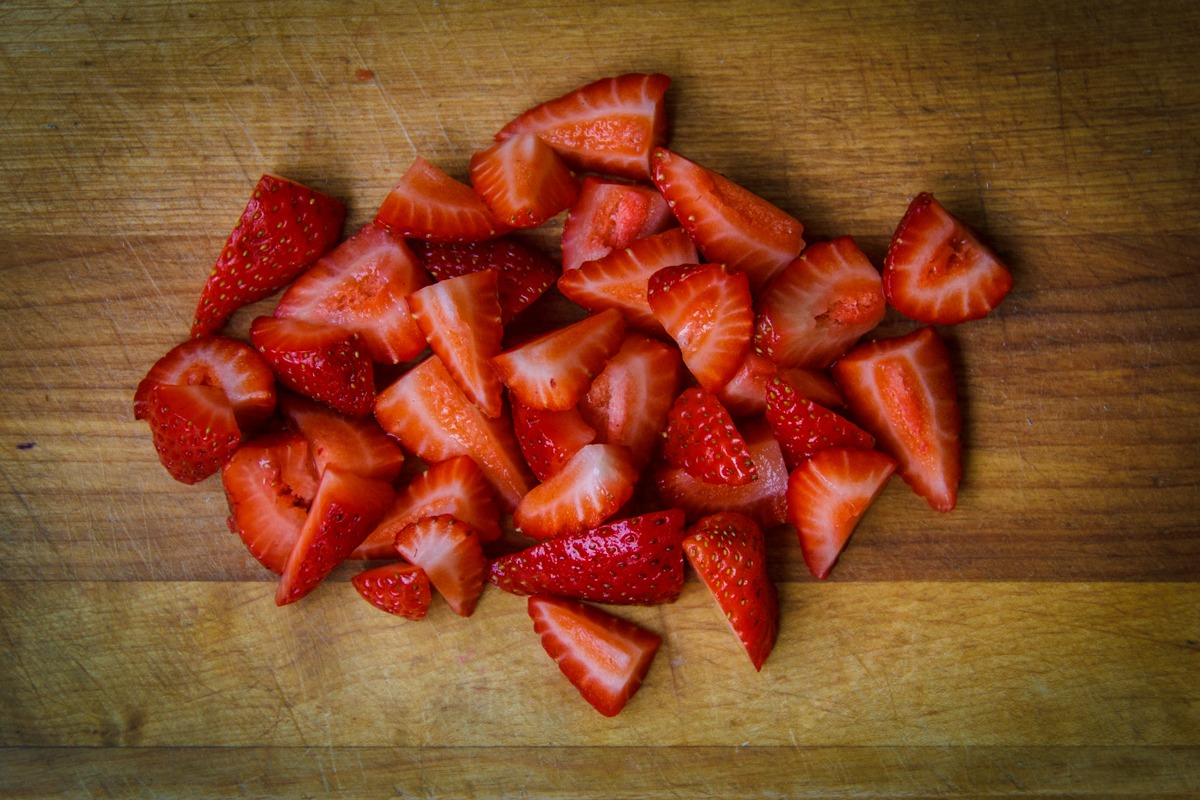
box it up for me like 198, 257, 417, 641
578, 333, 682, 469
662, 387, 757, 486
354, 456, 502, 559
134, 335, 276, 433
527, 594, 661, 717
561, 176, 676, 272
491, 308, 626, 411
274, 223, 430, 364
411, 236, 558, 324
831, 327, 962, 512
778, 367, 846, 411
394, 515, 488, 617
558, 227, 697, 335
351, 562, 432, 620
683, 512, 778, 671
650, 148, 804, 291
883, 192, 1014, 324
654, 419, 789, 528
786, 447, 897, 579
512, 398, 597, 481
409, 269, 505, 417
374, 354, 534, 512
469, 133, 579, 229
143, 384, 242, 484
647, 262, 753, 392
278, 392, 404, 482
754, 236, 886, 369
717, 352, 846, 419
765, 377, 874, 470
513, 443, 639, 540
275, 467, 394, 605
375, 156, 511, 242
192, 174, 344, 337
249, 316, 374, 417
222, 431, 319, 574
497, 73, 672, 181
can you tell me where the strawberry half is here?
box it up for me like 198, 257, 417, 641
249, 316, 375, 417
651, 148, 804, 291
527, 594, 661, 717
512, 399, 597, 482
497, 73, 672, 181
883, 192, 1014, 324
375, 156, 511, 242
683, 512, 778, 671
273, 222, 430, 364
765, 376, 874, 470
647, 261, 753, 393
754, 236, 886, 369
411, 237, 558, 324
513, 443, 639, 540
278, 392, 404, 482
489, 509, 686, 605
351, 562, 432, 620
831, 327, 962, 512
394, 515, 488, 617
717, 353, 846, 419
192, 174, 344, 337
142, 384, 242, 484
560, 175, 676, 272
469, 132, 579, 229
662, 388, 757, 486
786, 447, 897, 579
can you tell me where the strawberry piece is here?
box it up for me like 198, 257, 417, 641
354, 456, 502, 559
883, 192, 1014, 324
222, 431, 319, 574
374, 355, 534, 512
375, 156, 511, 242
351, 562, 432, 620
578, 333, 682, 469
142, 384, 242, 484
558, 227, 698, 336
786, 447, 897, 579
469, 133, 579, 229
717, 352, 847, 419
411, 237, 558, 324
490, 509, 686, 605
832, 327, 962, 512
765, 377, 874, 470
654, 419, 789, 528
561, 176, 676, 272
491, 308, 626, 411
250, 316, 375, 417
191, 174, 344, 337
650, 148, 804, 291
394, 515, 488, 617
512, 398, 597, 482
134, 335, 276, 433
497, 73, 672, 181
683, 512, 778, 670
527, 594, 661, 717
274, 223, 430, 364
275, 467, 394, 605
410, 269, 505, 417
278, 392, 404, 482
754, 236, 886, 369
647, 261, 753, 393
662, 388, 757, 486
513, 443, 638, 540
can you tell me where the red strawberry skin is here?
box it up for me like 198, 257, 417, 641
143, 383, 242, 485
192, 174, 344, 337
765, 377, 874, 470
512, 399, 597, 482
489, 509, 687, 605
375, 156, 511, 242
411, 237, 558, 324
351, 562, 432, 620
561, 175, 676, 272
250, 316, 375, 417
662, 388, 757, 486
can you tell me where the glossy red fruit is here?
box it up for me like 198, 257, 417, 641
375, 156, 511, 242
411, 236, 558, 324
661, 388, 757, 486
512, 399, 597, 482
470, 133, 579, 229
278, 392, 404, 482
250, 316, 375, 417
560, 176, 675, 272
764, 376, 874, 470
143, 383, 242, 484
394, 515, 488, 618
351, 562, 432, 620
513, 443, 639, 540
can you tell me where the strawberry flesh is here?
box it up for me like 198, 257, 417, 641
411, 236, 558, 324
561, 175, 676, 272
375, 156, 511, 242
513, 443, 639, 540
394, 515, 488, 617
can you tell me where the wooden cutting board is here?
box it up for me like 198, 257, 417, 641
2, 0, 1197, 796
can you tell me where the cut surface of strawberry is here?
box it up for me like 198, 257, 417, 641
682, 512, 778, 670
883, 192, 1014, 324
375, 156, 511, 242
497, 73, 672, 181
411, 237, 558, 324
560, 176, 676, 272
394, 515, 488, 617
512, 398, 597, 482
192, 174, 344, 337
786, 447, 897, 579
513, 443, 638, 540
274, 222, 430, 364
765, 376, 874, 470
351, 562, 432, 620
278, 392, 404, 482
831, 326, 962, 512
470, 132, 579, 229
754, 236, 886, 369
662, 387, 757, 486
250, 316, 375, 417
651, 148, 804, 291
527, 594, 661, 717
143, 383, 242, 484
490, 509, 686, 605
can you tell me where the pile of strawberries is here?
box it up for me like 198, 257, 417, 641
134, 73, 1012, 717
